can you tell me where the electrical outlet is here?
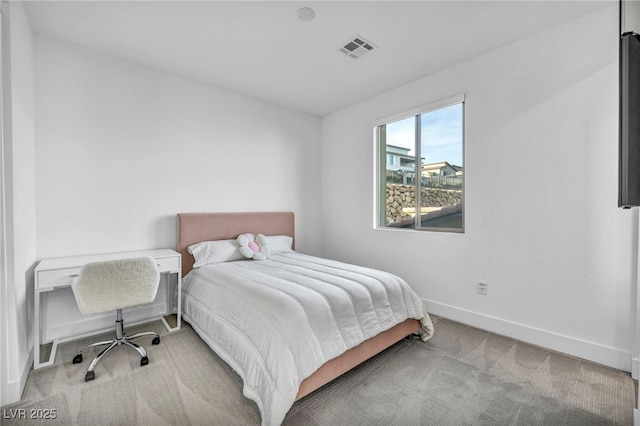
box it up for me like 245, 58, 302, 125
477, 282, 488, 295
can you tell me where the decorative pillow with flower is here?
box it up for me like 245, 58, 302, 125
237, 233, 270, 260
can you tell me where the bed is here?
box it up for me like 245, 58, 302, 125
177, 211, 434, 426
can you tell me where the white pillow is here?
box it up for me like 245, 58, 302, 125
265, 235, 294, 254
237, 233, 270, 260
188, 239, 245, 267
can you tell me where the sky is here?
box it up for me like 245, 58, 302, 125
386, 103, 463, 167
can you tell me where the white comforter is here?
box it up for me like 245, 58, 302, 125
182, 252, 434, 426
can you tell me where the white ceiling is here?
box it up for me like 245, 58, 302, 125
24, 1, 612, 117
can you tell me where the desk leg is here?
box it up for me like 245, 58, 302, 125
159, 271, 181, 332
177, 272, 182, 329
176, 271, 182, 330
34, 289, 56, 370
34, 289, 41, 369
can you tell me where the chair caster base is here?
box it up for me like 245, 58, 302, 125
152, 336, 160, 345
141, 356, 149, 366
73, 354, 83, 364
85, 371, 95, 382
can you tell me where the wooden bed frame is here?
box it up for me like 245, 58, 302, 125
176, 211, 421, 401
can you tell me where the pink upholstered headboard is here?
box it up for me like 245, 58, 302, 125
177, 211, 295, 277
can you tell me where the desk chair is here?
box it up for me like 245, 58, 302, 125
70, 256, 161, 382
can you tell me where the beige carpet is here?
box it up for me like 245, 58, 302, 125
1, 316, 635, 425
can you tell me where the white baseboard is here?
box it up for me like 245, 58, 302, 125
633, 356, 640, 380
2, 348, 32, 407
424, 299, 632, 372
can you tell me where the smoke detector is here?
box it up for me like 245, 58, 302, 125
339, 35, 377, 59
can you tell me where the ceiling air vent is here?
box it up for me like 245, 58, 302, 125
339, 35, 377, 59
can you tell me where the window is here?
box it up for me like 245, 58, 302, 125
375, 95, 464, 232
387, 154, 396, 166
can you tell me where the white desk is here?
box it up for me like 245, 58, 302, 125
33, 249, 182, 370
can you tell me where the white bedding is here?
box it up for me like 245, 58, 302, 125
182, 252, 434, 426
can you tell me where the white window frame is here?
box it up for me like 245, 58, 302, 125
373, 94, 465, 232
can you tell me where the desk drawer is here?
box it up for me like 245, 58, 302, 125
155, 256, 180, 273
37, 267, 81, 290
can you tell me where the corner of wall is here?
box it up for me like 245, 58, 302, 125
1, 0, 37, 407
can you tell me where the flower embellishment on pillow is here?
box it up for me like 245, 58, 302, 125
237, 233, 270, 260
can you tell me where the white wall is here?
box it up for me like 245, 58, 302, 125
34, 36, 322, 258
29, 35, 322, 381
1, 0, 36, 406
321, 5, 634, 370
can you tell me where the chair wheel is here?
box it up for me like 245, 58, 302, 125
141, 356, 149, 366
73, 354, 83, 364
85, 371, 95, 382
152, 336, 160, 345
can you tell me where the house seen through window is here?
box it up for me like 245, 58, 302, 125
376, 95, 464, 232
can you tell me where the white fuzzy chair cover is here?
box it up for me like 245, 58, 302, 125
72, 257, 160, 315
